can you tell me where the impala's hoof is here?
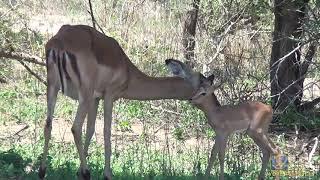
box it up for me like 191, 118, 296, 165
104, 176, 111, 180
38, 166, 46, 179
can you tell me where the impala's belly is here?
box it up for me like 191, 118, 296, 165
210, 118, 250, 134
63, 80, 79, 100
93, 64, 128, 97
229, 120, 250, 133
61, 78, 106, 99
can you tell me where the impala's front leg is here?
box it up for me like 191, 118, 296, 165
217, 134, 228, 180
204, 137, 219, 180
84, 98, 100, 157
72, 91, 92, 180
103, 95, 113, 180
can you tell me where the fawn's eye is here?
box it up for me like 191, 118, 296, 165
200, 92, 206, 96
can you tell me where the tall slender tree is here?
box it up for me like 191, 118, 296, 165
182, 0, 200, 68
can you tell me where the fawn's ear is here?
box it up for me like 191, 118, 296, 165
199, 73, 213, 88
165, 58, 201, 86
207, 74, 215, 85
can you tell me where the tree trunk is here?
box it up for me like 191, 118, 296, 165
182, 0, 200, 68
270, 0, 309, 111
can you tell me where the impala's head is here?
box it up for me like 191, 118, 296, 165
165, 59, 217, 106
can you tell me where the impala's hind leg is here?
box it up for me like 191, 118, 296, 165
39, 50, 59, 179
252, 135, 270, 180
103, 95, 113, 180
84, 98, 100, 157
39, 84, 59, 179
72, 90, 94, 180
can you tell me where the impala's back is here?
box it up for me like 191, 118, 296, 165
204, 101, 273, 134
45, 25, 130, 99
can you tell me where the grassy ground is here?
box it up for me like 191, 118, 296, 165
0, 78, 319, 179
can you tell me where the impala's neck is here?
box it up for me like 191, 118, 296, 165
196, 95, 221, 128
197, 93, 221, 116
123, 72, 195, 100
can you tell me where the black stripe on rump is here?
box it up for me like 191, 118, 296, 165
62, 52, 71, 80
57, 51, 65, 94
45, 49, 51, 71
52, 49, 56, 61
66, 52, 81, 86
45, 49, 51, 61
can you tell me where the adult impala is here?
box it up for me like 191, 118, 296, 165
165, 59, 280, 180
39, 25, 196, 180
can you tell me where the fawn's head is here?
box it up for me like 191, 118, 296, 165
165, 59, 218, 106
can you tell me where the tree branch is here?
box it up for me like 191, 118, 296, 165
87, 0, 106, 35
0, 49, 45, 66
296, 42, 318, 112
301, 42, 317, 76
86, 10, 105, 35
17, 59, 47, 86
88, 0, 96, 29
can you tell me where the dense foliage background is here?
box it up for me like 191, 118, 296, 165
0, 0, 319, 179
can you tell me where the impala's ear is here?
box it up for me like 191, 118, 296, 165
199, 73, 212, 87
207, 74, 215, 85
165, 58, 199, 88
199, 73, 207, 84
165, 59, 193, 80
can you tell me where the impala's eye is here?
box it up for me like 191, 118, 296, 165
200, 92, 206, 96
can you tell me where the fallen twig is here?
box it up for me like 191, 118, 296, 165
153, 123, 169, 134
297, 134, 320, 159
12, 125, 29, 136
294, 125, 299, 148
308, 136, 319, 170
